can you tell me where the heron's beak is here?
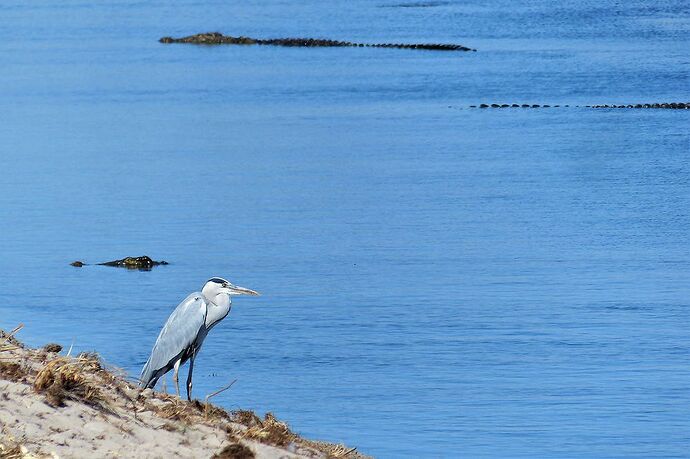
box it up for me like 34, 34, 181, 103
227, 285, 260, 296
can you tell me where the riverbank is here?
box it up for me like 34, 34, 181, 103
0, 327, 366, 459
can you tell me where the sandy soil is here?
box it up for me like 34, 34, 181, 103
0, 327, 367, 459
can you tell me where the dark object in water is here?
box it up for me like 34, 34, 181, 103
159, 32, 475, 52
466, 102, 689, 110
98, 256, 168, 270
387, 1, 448, 7
70, 256, 168, 271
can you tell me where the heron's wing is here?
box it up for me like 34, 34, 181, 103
140, 293, 206, 387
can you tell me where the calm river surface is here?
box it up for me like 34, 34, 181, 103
1, 1, 689, 457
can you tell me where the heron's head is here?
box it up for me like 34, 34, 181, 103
202, 277, 260, 299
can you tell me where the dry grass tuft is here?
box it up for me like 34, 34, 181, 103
0, 343, 19, 355
149, 395, 232, 426
0, 361, 27, 382
33, 355, 107, 409
232, 409, 262, 428
303, 441, 360, 458
76, 352, 103, 368
241, 412, 296, 447
0, 326, 24, 358
199, 400, 232, 422
0, 436, 25, 459
0, 444, 23, 459
211, 443, 255, 459
156, 397, 192, 421
0, 325, 23, 348
233, 410, 363, 458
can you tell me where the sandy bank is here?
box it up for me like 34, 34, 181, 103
0, 327, 367, 459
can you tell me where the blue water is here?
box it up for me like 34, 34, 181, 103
1, 1, 689, 457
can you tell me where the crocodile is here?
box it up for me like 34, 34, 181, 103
467, 103, 689, 109
159, 32, 475, 51
70, 256, 169, 271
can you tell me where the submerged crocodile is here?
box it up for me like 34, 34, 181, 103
159, 32, 475, 51
467, 102, 689, 109
70, 256, 169, 270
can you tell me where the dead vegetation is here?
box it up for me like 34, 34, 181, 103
0, 438, 24, 459
302, 441, 360, 459
233, 412, 359, 458
0, 325, 23, 348
241, 412, 295, 447
233, 409, 263, 427
0, 325, 28, 383
1, 325, 128, 414
212, 443, 256, 459
0, 326, 368, 459
145, 392, 233, 425
0, 361, 26, 382
33, 355, 108, 409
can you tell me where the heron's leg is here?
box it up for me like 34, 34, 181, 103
173, 359, 181, 398
186, 354, 195, 401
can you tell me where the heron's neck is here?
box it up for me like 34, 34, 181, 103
205, 294, 231, 329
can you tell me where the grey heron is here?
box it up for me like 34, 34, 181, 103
139, 277, 259, 400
